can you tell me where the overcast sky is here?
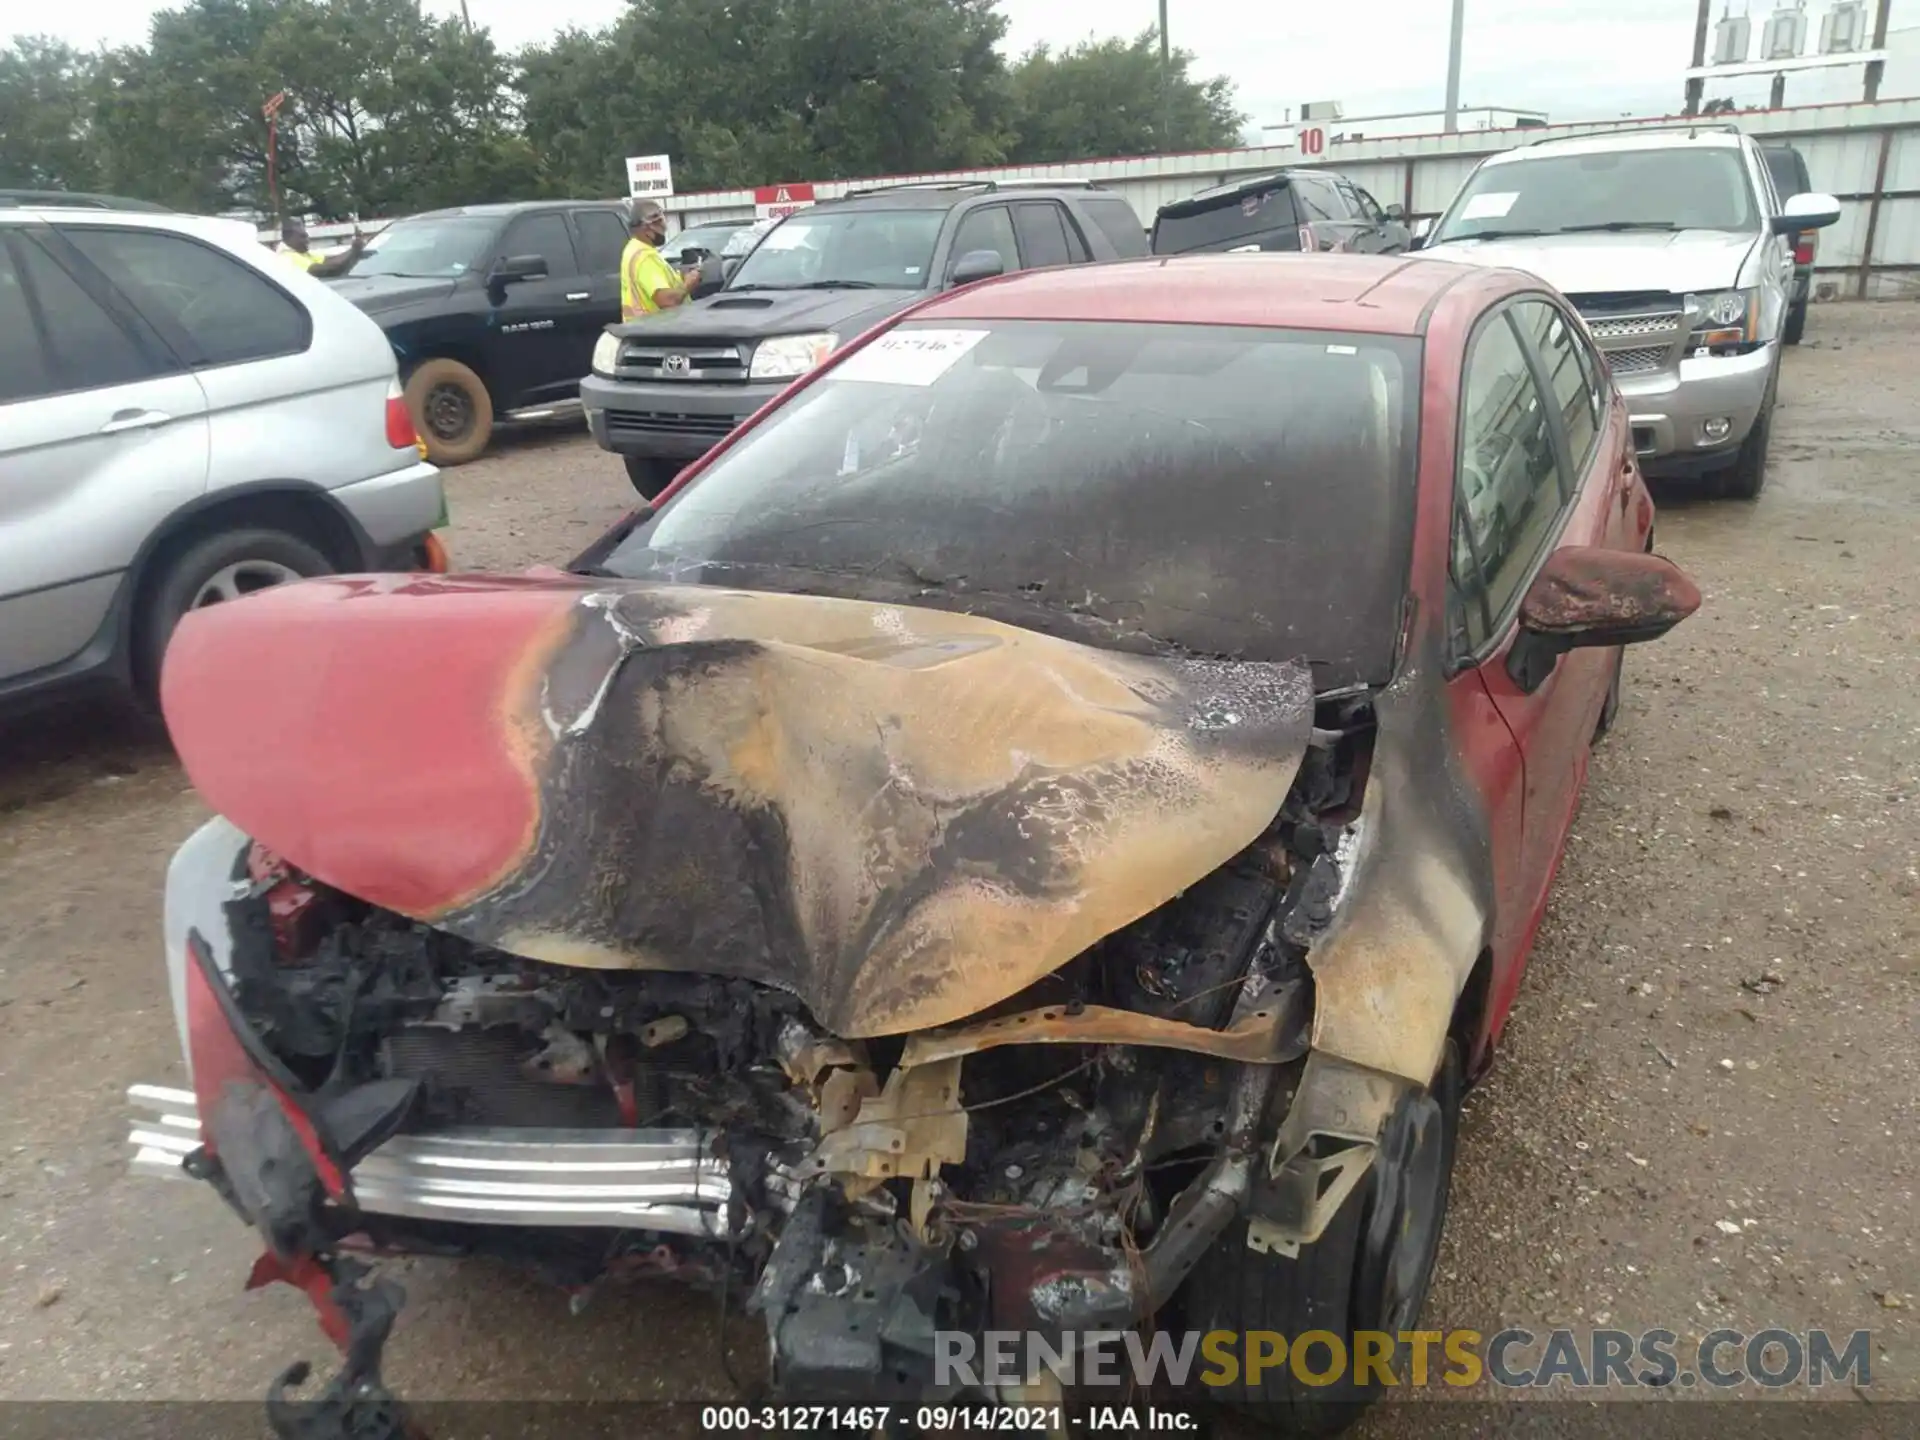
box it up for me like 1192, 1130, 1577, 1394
7, 0, 1907, 126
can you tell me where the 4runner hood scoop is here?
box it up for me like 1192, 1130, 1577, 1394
162, 576, 1312, 1037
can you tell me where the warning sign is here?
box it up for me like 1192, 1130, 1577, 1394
754, 182, 817, 221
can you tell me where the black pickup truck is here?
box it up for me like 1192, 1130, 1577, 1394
326, 200, 628, 464
578, 180, 1149, 497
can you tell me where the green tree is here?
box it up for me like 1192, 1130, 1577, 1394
0, 38, 102, 191
1007, 29, 1242, 164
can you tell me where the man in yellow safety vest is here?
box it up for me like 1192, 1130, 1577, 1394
278, 218, 364, 278
621, 199, 703, 321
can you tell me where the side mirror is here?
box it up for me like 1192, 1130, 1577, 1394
492, 253, 548, 285
1506, 546, 1701, 693
1772, 192, 1841, 233
1383, 203, 1408, 223
948, 248, 1006, 287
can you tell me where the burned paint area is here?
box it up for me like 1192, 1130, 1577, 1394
434, 585, 1316, 1038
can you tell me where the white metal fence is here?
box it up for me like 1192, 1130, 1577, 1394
663, 97, 1920, 300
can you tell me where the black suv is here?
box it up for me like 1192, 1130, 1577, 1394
1151, 168, 1411, 257
325, 199, 628, 463
579, 181, 1149, 497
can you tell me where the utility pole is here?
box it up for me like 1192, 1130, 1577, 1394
458, 0, 472, 33
1158, 0, 1172, 150
1443, 0, 1465, 132
1864, 0, 1893, 100
1684, 0, 1712, 115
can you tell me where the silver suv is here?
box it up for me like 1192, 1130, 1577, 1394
1420, 125, 1839, 497
1, 207, 447, 712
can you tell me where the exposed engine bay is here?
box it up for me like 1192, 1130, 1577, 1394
203, 695, 1413, 1406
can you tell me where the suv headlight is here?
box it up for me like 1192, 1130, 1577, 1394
750, 332, 836, 381
591, 330, 621, 376
1683, 289, 1758, 355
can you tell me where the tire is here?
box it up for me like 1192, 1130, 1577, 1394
1594, 649, 1623, 740
1783, 299, 1807, 347
136, 527, 333, 705
1718, 366, 1777, 501
405, 358, 494, 466
1183, 1042, 1463, 1437
624, 456, 682, 501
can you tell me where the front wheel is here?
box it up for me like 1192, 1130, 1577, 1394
1182, 1043, 1463, 1435
136, 527, 332, 705
1719, 368, 1777, 501
624, 456, 682, 501
1783, 299, 1807, 346
405, 358, 494, 466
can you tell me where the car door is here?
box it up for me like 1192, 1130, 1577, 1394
1345, 180, 1411, 253
53, 223, 337, 492
0, 226, 209, 684
1446, 295, 1617, 1021
568, 206, 628, 334
1291, 174, 1360, 252
490, 210, 588, 407
944, 204, 1021, 284
1011, 201, 1091, 269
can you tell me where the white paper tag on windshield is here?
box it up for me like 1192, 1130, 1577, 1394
1461, 191, 1519, 221
761, 225, 809, 250
833, 328, 989, 386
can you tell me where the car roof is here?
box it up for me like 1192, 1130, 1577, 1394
0, 189, 172, 213
406, 200, 619, 220
819, 183, 1102, 212
0, 206, 261, 245
919, 253, 1492, 335
1480, 129, 1747, 167
1166, 169, 1318, 209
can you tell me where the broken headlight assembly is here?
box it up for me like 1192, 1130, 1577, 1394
1684, 288, 1759, 357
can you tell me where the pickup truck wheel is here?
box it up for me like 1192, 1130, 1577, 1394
405, 358, 493, 466
135, 527, 332, 707
1182, 1043, 1463, 1436
1783, 299, 1808, 347
1719, 366, 1778, 501
624, 456, 681, 500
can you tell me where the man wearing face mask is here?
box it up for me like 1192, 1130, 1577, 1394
621, 199, 704, 321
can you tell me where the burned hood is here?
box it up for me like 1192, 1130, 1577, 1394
162, 575, 1313, 1037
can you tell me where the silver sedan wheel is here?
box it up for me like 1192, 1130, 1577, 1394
190, 560, 305, 609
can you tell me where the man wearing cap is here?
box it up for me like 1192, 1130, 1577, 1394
622, 199, 703, 321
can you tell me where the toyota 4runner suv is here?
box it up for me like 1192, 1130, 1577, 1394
1420, 124, 1839, 498
579, 181, 1149, 497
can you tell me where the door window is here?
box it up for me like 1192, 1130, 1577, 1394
1012, 203, 1078, 267
0, 238, 57, 404
570, 209, 628, 275
60, 226, 308, 369
949, 205, 1020, 276
501, 213, 580, 278
18, 232, 176, 391
1293, 176, 1346, 221
1512, 298, 1602, 484
1350, 184, 1388, 222
1453, 309, 1569, 652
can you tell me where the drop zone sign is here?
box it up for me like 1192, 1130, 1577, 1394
626, 154, 675, 199
755, 183, 817, 220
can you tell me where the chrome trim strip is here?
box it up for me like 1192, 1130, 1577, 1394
126, 1084, 734, 1235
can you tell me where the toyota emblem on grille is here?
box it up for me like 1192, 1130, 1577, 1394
663, 353, 692, 375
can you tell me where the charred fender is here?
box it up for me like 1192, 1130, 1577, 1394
163, 575, 1314, 1037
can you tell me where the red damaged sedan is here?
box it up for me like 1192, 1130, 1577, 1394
132, 254, 1698, 1436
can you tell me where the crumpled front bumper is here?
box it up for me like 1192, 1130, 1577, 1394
127, 1084, 734, 1235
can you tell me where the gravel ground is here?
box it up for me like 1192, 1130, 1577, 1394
0, 309, 1914, 1431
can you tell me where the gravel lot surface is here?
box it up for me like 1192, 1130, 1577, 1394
1, 308, 1914, 1431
